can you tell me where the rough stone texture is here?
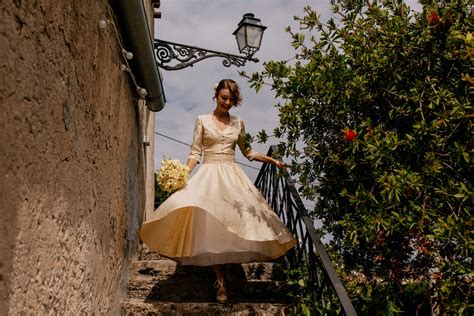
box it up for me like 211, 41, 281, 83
140, 244, 163, 261
0, 1, 152, 314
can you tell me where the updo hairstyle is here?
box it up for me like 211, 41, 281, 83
214, 79, 242, 107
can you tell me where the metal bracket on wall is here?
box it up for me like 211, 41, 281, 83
153, 39, 259, 71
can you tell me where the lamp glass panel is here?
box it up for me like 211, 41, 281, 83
235, 27, 247, 52
245, 25, 263, 49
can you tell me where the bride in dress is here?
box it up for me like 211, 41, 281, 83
140, 79, 296, 303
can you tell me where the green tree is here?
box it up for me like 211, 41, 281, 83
244, 0, 473, 314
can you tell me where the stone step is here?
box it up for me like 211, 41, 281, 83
138, 245, 286, 269
121, 299, 289, 315
139, 243, 162, 260
132, 260, 286, 282
127, 278, 290, 303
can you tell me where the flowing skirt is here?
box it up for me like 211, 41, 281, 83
139, 160, 296, 266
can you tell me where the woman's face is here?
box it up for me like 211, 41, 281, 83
216, 88, 234, 112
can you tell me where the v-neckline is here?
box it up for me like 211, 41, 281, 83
209, 113, 232, 133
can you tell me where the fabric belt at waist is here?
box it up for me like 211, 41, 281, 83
203, 153, 235, 164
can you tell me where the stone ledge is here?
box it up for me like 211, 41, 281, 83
131, 260, 286, 282
128, 279, 290, 303
139, 244, 162, 261
121, 299, 289, 315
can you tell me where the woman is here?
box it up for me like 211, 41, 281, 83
140, 79, 296, 303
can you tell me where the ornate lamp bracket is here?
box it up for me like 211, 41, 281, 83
154, 39, 259, 71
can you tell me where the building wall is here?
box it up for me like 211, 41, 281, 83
142, 0, 158, 220
0, 1, 152, 314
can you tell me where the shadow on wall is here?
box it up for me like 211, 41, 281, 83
120, 132, 146, 300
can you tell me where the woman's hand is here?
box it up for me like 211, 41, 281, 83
186, 158, 199, 175
274, 159, 288, 172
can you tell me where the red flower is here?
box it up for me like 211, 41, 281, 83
343, 129, 357, 142
428, 11, 440, 26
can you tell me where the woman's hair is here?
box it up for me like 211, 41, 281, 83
214, 79, 242, 106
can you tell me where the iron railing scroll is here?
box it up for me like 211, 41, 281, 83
254, 146, 357, 316
154, 39, 259, 71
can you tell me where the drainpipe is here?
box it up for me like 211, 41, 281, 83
114, 0, 165, 112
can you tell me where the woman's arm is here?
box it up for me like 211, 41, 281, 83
237, 117, 287, 171
187, 116, 203, 174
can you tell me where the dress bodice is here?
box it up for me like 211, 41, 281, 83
188, 114, 256, 164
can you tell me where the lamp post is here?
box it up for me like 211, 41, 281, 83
233, 13, 267, 58
154, 13, 267, 71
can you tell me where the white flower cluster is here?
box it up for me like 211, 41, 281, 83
156, 159, 189, 193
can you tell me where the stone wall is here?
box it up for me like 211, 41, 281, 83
0, 1, 151, 314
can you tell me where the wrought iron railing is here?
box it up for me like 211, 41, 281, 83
254, 146, 357, 315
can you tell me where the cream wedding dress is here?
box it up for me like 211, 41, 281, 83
139, 114, 296, 266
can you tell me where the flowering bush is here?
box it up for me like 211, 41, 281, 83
246, 0, 473, 314
156, 159, 189, 193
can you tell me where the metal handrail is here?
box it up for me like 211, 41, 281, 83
254, 145, 357, 315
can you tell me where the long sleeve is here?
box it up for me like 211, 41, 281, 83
237, 118, 257, 161
188, 116, 203, 162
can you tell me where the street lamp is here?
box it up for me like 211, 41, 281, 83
154, 13, 266, 71
233, 13, 267, 58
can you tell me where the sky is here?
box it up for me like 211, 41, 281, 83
153, 0, 422, 182
153, 1, 333, 182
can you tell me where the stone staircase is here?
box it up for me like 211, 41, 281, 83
121, 245, 291, 315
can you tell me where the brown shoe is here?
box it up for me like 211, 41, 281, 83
214, 276, 227, 303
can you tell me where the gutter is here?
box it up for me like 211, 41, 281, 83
114, 0, 165, 112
